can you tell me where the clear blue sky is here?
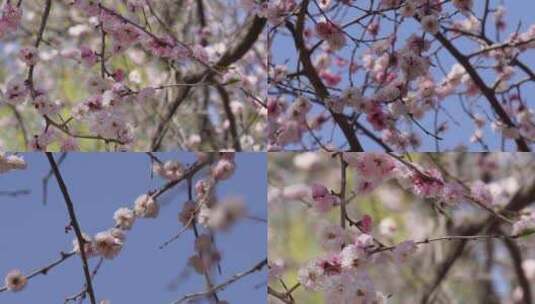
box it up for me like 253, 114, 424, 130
0, 153, 267, 304
271, 0, 535, 151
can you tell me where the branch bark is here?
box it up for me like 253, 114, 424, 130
217, 85, 242, 151
45, 153, 97, 304
420, 175, 535, 303
503, 238, 532, 304
428, 28, 531, 152
150, 16, 266, 150
289, 0, 363, 151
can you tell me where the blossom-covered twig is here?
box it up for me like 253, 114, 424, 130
0, 251, 76, 293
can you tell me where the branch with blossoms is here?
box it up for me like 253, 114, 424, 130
0, 152, 266, 303
268, 0, 535, 151
0, 0, 267, 151
268, 152, 535, 303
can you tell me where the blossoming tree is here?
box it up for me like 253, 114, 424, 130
268, 152, 535, 303
268, 0, 535, 151
0, 152, 267, 303
0, 0, 267, 151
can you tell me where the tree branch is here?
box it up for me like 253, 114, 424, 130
289, 0, 363, 151
428, 28, 531, 151
45, 153, 97, 304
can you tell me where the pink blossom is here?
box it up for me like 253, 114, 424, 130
73, 0, 100, 16
355, 179, 380, 195
60, 137, 80, 152
421, 15, 440, 34
471, 181, 493, 205
452, 0, 473, 12
4, 269, 27, 292
18, 47, 38, 66
344, 153, 396, 183
311, 183, 338, 213
0, 3, 22, 36
80, 46, 97, 67
354, 233, 374, 249
0, 153, 26, 174
359, 215, 373, 233
318, 223, 349, 251
409, 168, 444, 198
93, 230, 124, 259
340, 244, 366, 270
4, 77, 29, 105
442, 182, 465, 205
512, 215, 535, 236
31, 95, 62, 116
28, 129, 56, 151
366, 103, 388, 131
212, 159, 236, 181
319, 70, 342, 86
298, 260, 325, 290
269, 258, 286, 280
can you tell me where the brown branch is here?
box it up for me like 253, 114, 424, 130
195, 0, 207, 46
503, 238, 532, 304
8, 104, 28, 149
289, 0, 363, 151
45, 153, 97, 304
339, 154, 347, 229
427, 26, 531, 151
44, 116, 125, 146
64, 258, 105, 304
217, 85, 242, 151
26, 0, 52, 97
420, 175, 535, 303
42, 152, 67, 205
150, 16, 266, 150
268, 286, 294, 304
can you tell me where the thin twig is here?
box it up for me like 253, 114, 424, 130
42, 153, 67, 205
0, 251, 76, 293
172, 258, 267, 304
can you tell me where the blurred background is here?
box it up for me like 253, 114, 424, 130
268, 152, 535, 303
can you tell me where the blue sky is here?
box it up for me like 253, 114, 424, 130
270, 0, 535, 151
0, 153, 266, 304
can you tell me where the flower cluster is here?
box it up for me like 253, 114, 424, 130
188, 234, 222, 274
0, 1, 267, 151
344, 153, 396, 194
153, 160, 185, 181
315, 21, 346, 51
65, 154, 239, 266
512, 210, 535, 237
269, 153, 535, 303
0, 152, 26, 174
0, 2, 22, 37
296, 216, 416, 304
71, 193, 152, 261
3, 270, 27, 292
243, 0, 296, 26
2, 152, 260, 304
